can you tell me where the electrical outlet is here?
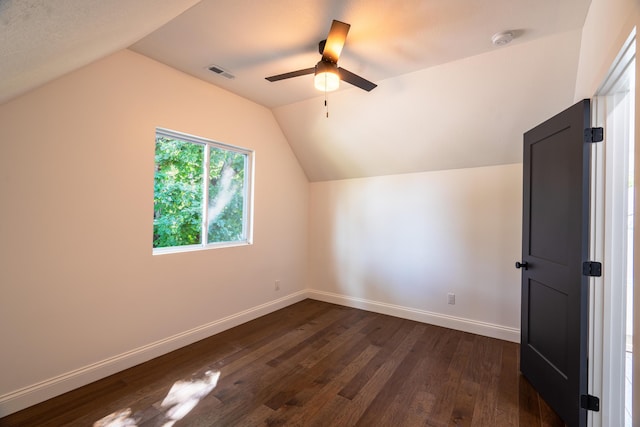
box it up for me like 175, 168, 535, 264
448, 293, 455, 305
275, 280, 281, 291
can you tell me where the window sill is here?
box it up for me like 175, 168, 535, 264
152, 240, 252, 256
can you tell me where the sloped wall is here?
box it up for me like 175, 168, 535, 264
0, 49, 309, 414
574, 0, 639, 99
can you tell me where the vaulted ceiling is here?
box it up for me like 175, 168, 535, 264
1, 0, 592, 181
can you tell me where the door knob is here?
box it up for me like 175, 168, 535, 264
515, 261, 529, 270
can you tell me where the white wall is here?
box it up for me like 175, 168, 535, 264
574, 0, 639, 100
308, 164, 522, 341
0, 49, 309, 415
6, 0, 632, 416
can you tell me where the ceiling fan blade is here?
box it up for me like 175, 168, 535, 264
265, 67, 315, 82
321, 20, 350, 63
338, 68, 377, 91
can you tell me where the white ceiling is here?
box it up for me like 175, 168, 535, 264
0, 0, 200, 104
130, 0, 590, 109
273, 29, 582, 181
1, 0, 592, 181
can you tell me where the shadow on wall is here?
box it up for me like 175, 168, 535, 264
313, 165, 522, 328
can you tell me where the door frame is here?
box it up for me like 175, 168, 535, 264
589, 27, 636, 427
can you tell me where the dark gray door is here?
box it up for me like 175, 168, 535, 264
519, 99, 592, 427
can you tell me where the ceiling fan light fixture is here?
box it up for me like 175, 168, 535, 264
314, 61, 340, 92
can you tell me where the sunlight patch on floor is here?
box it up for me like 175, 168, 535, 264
93, 370, 220, 427
93, 409, 137, 427
160, 370, 220, 426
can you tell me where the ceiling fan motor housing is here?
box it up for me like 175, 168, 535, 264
315, 60, 338, 73
318, 40, 328, 57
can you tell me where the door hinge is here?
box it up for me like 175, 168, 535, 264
584, 127, 604, 143
582, 261, 602, 277
581, 394, 600, 412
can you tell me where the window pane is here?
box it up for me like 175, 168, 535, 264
207, 147, 246, 243
154, 137, 204, 248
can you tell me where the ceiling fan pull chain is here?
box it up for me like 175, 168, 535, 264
325, 90, 329, 118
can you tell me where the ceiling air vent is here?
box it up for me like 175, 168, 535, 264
208, 65, 235, 80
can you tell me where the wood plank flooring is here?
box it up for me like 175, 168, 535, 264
0, 299, 564, 426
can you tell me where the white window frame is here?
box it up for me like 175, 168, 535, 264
153, 128, 254, 255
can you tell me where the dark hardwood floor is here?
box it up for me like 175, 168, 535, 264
0, 299, 564, 426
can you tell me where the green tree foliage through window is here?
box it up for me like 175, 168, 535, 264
154, 138, 204, 248
207, 147, 246, 243
154, 129, 252, 252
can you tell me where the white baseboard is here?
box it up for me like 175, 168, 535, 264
307, 290, 520, 343
1, 288, 519, 417
0, 290, 307, 417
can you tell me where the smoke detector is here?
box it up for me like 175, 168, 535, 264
491, 31, 514, 47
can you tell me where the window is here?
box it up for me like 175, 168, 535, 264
153, 128, 253, 254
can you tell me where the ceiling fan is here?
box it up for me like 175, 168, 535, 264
265, 20, 377, 92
